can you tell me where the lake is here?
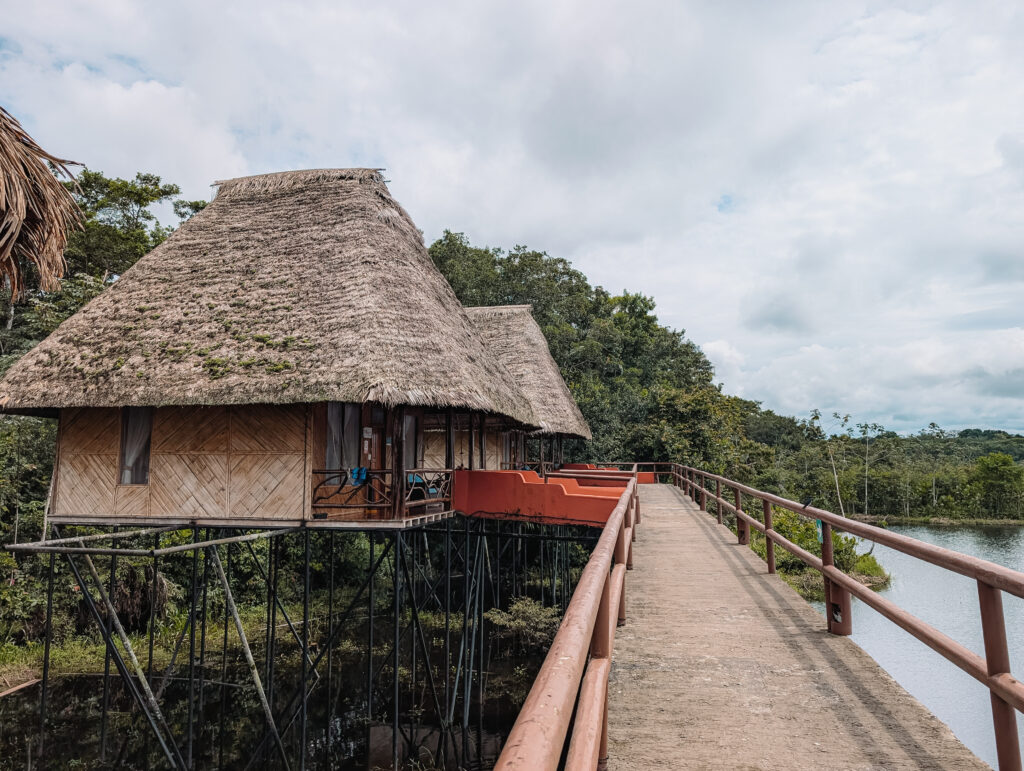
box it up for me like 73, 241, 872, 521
816, 523, 1024, 769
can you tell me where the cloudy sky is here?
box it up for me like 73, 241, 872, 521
2, 1, 1023, 433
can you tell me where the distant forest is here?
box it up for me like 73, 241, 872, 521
429, 236, 1024, 523
0, 170, 1020, 583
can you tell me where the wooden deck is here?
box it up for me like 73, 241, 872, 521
607, 484, 989, 770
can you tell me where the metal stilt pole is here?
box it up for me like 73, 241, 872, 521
64, 539, 185, 769
327, 530, 335, 764
198, 528, 211, 749
392, 531, 403, 771
218, 542, 231, 771
38, 551, 55, 764
187, 528, 199, 769
300, 529, 310, 770
100, 528, 118, 762
207, 545, 291, 771
368, 534, 375, 720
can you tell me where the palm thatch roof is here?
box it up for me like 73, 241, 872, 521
0, 168, 537, 426
0, 106, 80, 298
465, 305, 591, 439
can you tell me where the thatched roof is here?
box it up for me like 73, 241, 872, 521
0, 168, 536, 426
465, 305, 591, 439
0, 106, 80, 298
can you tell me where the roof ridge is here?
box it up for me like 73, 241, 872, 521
214, 168, 385, 197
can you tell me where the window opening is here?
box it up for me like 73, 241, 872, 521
326, 402, 361, 470
119, 407, 153, 485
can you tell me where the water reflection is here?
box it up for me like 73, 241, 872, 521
817, 524, 1024, 768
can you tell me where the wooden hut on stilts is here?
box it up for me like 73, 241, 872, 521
0, 169, 539, 527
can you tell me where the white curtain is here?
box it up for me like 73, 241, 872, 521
326, 402, 343, 470
327, 402, 362, 471
403, 414, 418, 469
343, 404, 360, 467
120, 407, 153, 484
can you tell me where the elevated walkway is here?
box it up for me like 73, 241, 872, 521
607, 485, 987, 770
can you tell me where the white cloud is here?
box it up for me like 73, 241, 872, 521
2, 0, 1024, 432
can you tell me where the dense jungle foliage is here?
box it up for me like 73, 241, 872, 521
0, 170, 1022, 656
429, 230, 1024, 522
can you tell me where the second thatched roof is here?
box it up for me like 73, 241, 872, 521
466, 305, 591, 439
0, 169, 537, 426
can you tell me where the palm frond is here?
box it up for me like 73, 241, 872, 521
0, 105, 81, 298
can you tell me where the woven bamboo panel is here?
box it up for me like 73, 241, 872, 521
61, 408, 119, 455
114, 484, 151, 518
230, 405, 305, 454
485, 434, 502, 470
152, 406, 229, 454
56, 454, 116, 517
150, 454, 227, 519
452, 430, 471, 468
229, 453, 304, 519
423, 430, 446, 468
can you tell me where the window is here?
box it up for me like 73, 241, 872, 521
326, 402, 361, 469
119, 407, 153, 485
403, 413, 418, 469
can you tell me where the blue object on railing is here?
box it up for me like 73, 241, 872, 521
407, 472, 439, 497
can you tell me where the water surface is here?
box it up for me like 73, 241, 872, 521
821, 524, 1024, 768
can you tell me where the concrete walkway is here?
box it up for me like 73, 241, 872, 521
607, 484, 988, 770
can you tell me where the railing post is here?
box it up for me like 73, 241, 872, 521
978, 581, 1022, 771
715, 479, 722, 525
821, 522, 852, 635
763, 499, 775, 574
699, 484, 707, 512
735, 488, 749, 545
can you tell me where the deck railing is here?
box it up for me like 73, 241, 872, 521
675, 463, 1024, 771
403, 468, 452, 511
311, 468, 393, 509
494, 461, 1024, 770
494, 473, 638, 770
312, 468, 453, 516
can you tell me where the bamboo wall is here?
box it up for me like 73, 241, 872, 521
431, 428, 511, 469
53, 405, 309, 523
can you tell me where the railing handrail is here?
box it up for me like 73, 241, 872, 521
674, 462, 1024, 771
679, 465, 1024, 600
495, 477, 637, 770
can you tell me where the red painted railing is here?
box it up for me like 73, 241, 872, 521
494, 473, 638, 770
495, 461, 1024, 771
676, 463, 1024, 771
453, 469, 628, 527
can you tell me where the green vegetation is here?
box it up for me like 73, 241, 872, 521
744, 507, 889, 600
0, 173, 1019, 685
428, 231, 1024, 523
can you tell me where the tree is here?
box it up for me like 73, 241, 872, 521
0, 170, 199, 372
61, 169, 182, 278
970, 453, 1024, 519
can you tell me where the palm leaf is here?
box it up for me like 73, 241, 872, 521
0, 105, 81, 298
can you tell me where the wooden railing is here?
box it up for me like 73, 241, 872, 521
312, 468, 453, 516
494, 460, 1024, 770
311, 468, 393, 509
403, 468, 452, 511
494, 474, 638, 770
675, 463, 1024, 771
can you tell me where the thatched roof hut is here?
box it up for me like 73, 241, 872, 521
465, 305, 591, 439
0, 168, 536, 426
0, 106, 79, 298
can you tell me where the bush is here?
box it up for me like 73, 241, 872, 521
751, 507, 868, 574
485, 596, 560, 655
